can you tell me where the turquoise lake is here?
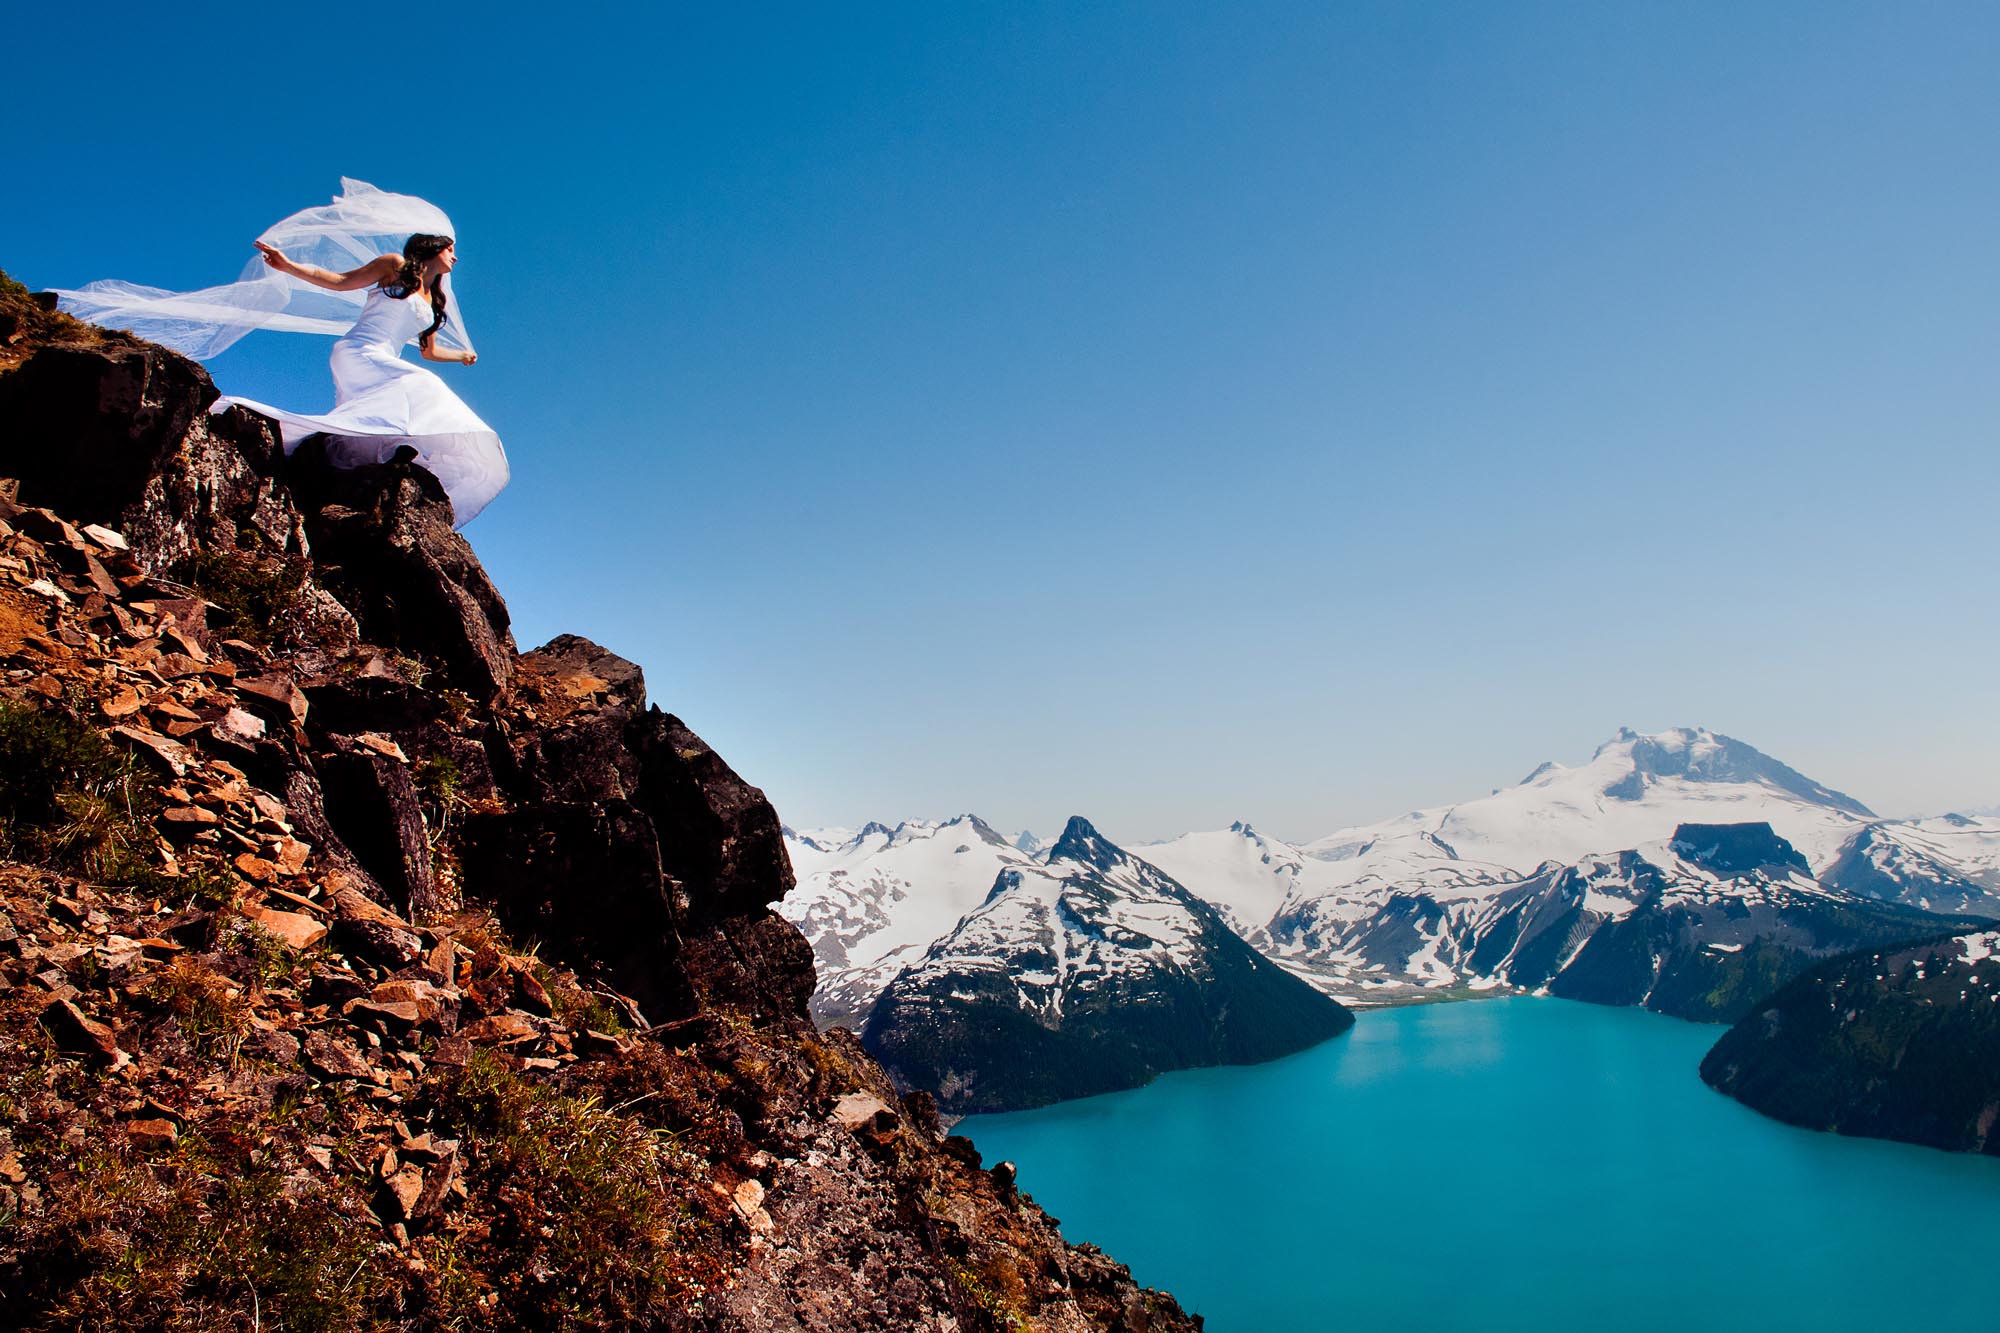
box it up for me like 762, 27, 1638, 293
958, 996, 2000, 1332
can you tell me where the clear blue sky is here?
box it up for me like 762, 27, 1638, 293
10, 3, 1998, 841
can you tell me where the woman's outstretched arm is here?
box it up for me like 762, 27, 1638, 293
254, 242, 399, 291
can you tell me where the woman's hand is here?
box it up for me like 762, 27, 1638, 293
253, 240, 294, 274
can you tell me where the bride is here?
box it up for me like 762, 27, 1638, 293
52, 179, 509, 527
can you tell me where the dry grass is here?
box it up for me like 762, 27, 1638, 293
0, 268, 104, 375
145, 959, 251, 1062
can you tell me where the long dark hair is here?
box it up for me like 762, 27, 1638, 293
382, 232, 452, 346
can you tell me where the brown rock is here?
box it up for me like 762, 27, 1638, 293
460, 1012, 539, 1045
154, 652, 206, 679
513, 967, 553, 1016
40, 998, 128, 1068
317, 749, 435, 919
330, 888, 426, 966
354, 732, 408, 762
244, 907, 327, 951
212, 706, 266, 743
81, 522, 129, 551
428, 1034, 472, 1068
409, 1142, 462, 1222
344, 998, 425, 1032
300, 1030, 375, 1081
372, 978, 453, 1009
149, 697, 202, 724
126, 1118, 178, 1151
232, 853, 280, 884
100, 686, 143, 718
829, 1092, 892, 1128
237, 673, 308, 723
264, 887, 325, 914
380, 1164, 425, 1219
241, 1027, 300, 1064
271, 836, 312, 874
161, 626, 207, 663
111, 725, 194, 776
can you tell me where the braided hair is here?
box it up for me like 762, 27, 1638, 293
381, 232, 453, 346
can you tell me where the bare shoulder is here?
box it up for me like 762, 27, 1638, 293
370, 254, 403, 278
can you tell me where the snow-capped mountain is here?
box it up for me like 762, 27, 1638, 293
1300, 725, 1875, 883
1820, 814, 2000, 914
859, 818, 1352, 1113
1267, 821, 1972, 1020
778, 814, 1040, 1026
779, 728, 1999, 1020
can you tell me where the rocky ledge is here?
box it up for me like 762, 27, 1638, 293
0, 272, 1200, 1331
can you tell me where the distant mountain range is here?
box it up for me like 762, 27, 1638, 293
783, 727, 2000, 1020
860, 817, 1351, 1112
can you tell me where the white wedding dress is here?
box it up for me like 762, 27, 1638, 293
50, 178, 508, 527
213, 287, 510, 525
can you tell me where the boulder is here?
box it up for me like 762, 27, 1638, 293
296, 458, 515, 701
0, 336, 298, 570
316, 747, 436, 920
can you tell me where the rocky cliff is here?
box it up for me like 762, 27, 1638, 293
1699, 930, 2000, 1155
0, 273, 1200, 1331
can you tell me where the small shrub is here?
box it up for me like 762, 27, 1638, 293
165, 550, 309, 650
413, 752, 462, 845
146, 960, 250, 1061
550, 984, 626, 1037
0, 703, 158, 884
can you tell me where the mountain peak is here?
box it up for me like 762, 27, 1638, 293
1592, 727, 1874, 817
1048, 816, 1127, 871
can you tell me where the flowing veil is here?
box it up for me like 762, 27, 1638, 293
50, 178, 474, 359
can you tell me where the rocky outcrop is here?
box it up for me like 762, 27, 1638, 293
0, 273, 1200, 1331
292, 449, 515, 701
1700, 931, 2000, 1155
0, 328, 295, 572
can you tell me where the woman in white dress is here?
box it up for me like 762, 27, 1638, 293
52, 179, 509, 527
220, 233, 510, 526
